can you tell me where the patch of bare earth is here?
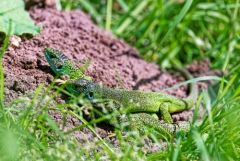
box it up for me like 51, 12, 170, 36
3, 7, 219, 153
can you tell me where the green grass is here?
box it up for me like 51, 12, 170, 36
0, 0, 240, 160
61, 0, 240, 69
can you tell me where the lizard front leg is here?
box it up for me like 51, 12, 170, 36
159, 102, 173, 123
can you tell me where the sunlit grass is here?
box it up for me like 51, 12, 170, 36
61, 0, 240, 69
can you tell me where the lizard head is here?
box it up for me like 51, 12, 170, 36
66, 79, 96, 100
44, 48, 92, 80
44, 48, 70, 76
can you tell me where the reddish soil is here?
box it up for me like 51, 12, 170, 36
2, 5, 220, 152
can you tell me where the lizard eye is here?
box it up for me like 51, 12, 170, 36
87, 91, 94, 100
57, 64, 63, 70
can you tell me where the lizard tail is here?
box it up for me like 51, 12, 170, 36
177, 68, 199, 102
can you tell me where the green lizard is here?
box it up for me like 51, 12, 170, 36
67, 74, 198, 124
44, 47, 197, 139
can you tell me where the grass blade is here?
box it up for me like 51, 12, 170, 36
116, 0, 149, 34
159, 0, 193, 46
192, 129, 210, 161
106, 0, 113, 30
0, 20, 11, 107
163, 76, 225, 92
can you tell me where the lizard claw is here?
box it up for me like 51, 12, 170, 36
107, 132, 116, 138
54, 79, 67, 85
53, 75, 70, 85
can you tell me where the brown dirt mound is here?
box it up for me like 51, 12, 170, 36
2, 7, 217, 151
3, 8, 210, 103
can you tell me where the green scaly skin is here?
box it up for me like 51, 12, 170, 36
45, 48, 197, 139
